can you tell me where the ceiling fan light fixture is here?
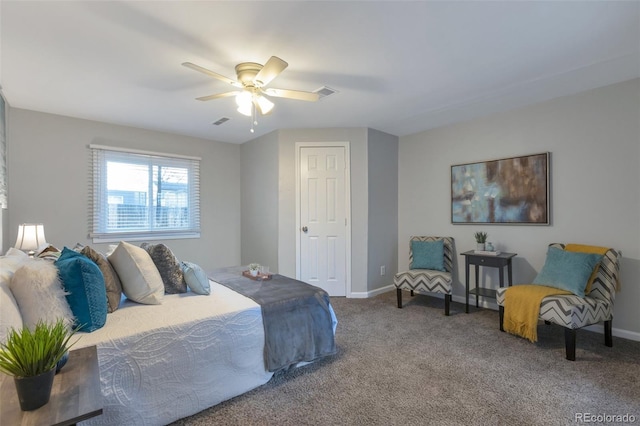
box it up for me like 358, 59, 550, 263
235, 91, 252, 107
256, 95, 274, 115
237, 103, 253, 117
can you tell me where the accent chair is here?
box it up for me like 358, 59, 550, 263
394, 236, 454, 316
497, 243, 621, 361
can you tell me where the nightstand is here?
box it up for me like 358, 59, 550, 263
461, 250, 517, 313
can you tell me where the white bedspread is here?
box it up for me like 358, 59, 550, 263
76, 281, 273, 426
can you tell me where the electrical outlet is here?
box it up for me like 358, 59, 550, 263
380, 265, 386, 276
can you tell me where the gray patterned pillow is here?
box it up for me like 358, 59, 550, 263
140, 243, 186, 294
81, 245, 123, 313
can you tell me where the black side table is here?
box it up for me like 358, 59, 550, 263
461, 250, 517, 313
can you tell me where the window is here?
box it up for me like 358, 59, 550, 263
90, 145, 200, 242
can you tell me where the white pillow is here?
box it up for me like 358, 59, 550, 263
0, 255, 30, 342
9, 259, 75, 330
4, 247, 28, 258
108, 241, 164, 305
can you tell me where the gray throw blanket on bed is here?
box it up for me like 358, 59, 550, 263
208, 269, 336, 372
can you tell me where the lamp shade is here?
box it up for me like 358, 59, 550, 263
15, 223, 47, 252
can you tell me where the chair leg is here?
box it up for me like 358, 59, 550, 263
565, 328, 576, 361
499, 306, 504, 332
544, 320, 551, 325
444, 294, 451, 316
605, 320, 613, 347
396, 288, 402, 308
410, 290, 414, 297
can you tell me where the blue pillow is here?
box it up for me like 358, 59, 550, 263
181, 261, 210, 295
532, 247, 602, 297
55, 247, 107, 332
410, 239, 445, 271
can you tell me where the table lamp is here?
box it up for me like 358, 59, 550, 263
15, 223, 47, 257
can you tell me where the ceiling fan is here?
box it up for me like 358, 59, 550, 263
183, 56, 319, 131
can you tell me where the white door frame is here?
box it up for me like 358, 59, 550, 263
295, 141, 352, 297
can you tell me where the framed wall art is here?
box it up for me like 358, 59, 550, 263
451, 152, 550, 225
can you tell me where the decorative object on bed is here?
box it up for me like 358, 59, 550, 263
81, 245, 123, 312
55, 248, 108, 332
242, 269, 273, 281
140, 242, 187, 294
14, 223, 47, 257
1, 251, 30, 344
209, 267, 337, 372
35, 244, 62, 261
9, 259, 75, 330
248, 263, 260, 276
451, 152, 550, 225
181, 261, 211, 295
497, 243, 621, 360
107, 241, 164, 305
394, 236, 455, 315
0, 319, 78, 411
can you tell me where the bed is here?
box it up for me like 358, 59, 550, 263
74, 278, 337, 425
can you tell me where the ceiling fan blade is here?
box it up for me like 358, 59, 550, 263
263, 88, 319, 102
195, 91, 240, 101
254, 56, 288, 87
182, 62, 241, 87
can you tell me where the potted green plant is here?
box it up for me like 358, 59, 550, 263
474, 232, 488, 251
0, 319, 78, 411
248, 263, 261, 277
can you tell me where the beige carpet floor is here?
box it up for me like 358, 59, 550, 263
171, 291, 640, 426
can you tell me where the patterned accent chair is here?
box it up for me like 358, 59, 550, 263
394, 236, 454, 316
496, 243, 621, 360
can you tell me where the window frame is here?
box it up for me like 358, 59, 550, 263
89, 144, 201, 243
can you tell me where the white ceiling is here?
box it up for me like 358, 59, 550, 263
1, 1, 639, 144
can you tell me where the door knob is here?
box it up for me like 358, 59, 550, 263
302, 226, 308, 233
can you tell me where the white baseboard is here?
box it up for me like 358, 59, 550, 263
349, 284, 394, 299
353, 288, 640, 342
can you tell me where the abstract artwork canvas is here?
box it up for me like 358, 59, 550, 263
451, 152, 550, 225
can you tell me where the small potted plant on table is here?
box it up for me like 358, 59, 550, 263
474, 232, 488, 251
0, 319, 78, 411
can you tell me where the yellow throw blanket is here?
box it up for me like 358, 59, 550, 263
503, 285, 571, 342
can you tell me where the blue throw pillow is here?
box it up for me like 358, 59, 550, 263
532, 247, 602, 298
55, 247, 107, 332
410, 239, 445, 271
181, 261, 210, 295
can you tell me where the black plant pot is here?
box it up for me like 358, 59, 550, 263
56, 351, 69, 374
14, 368, 55, 411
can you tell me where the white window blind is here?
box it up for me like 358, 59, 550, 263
0, 93, 7, 209
90, 145, 200, 242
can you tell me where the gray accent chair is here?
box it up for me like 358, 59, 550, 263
496, 243, 621, 361
394, 236, 454, 315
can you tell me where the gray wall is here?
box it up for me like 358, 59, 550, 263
398, 78, 640, 338
239, 127, 398, 296
240, 130, 279, 270
6, 109, 242, 269
367, 128, 399, 292
277, 128, 369, 295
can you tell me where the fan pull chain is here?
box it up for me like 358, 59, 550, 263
250, 102, 256, 133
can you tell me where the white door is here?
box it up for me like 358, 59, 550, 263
298, 145, 349, 296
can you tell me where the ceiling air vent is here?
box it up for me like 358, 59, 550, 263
313, 86, 338, 99
212, 117, 230, 126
